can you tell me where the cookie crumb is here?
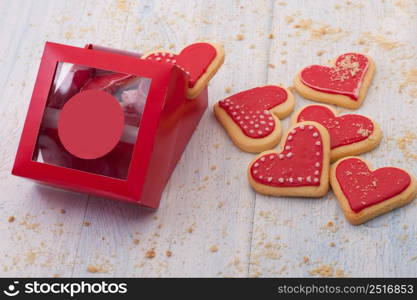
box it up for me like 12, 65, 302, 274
145, 249, 156, 259
268, 33, 275, 39
316, 50, 325, 56
303, 256, 310, 263
210, 245, 218, 253
86, 265, 106, 273
59, 209, 66, 214
84, 221, 91, 227
224, 86, 232, 93
236, 34, 245, 41
268, 63, 275, 69
8, 216, 15, 223
210, 165, 217, 171
133, 239, 140, 245
165, 251, 172, 257
285, 16, 294, 24
329, 242, 336, 247
293, 18, 312, 30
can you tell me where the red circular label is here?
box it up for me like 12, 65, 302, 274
57, 90, 125, 160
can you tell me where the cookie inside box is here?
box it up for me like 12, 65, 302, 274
33, 61, 151, 179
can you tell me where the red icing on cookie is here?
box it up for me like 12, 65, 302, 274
296, 105, 374, 149
336, 158, 411, 213
218, 86, 288, 138
145, 43, 217, 87
250, 124, 324, 186
300, 53, 369, 100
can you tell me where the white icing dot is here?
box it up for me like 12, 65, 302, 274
314, 177, 319, 183
171, 59, 176, 63
315, 162, 320, 168
259, 175, 263, 179
269, 155, 275, 160
259, 115, 265, 119
306, 176, 312, 182
249, 129, 254, 134
232, 112, 237, 115
267, 177, 273, 182
288, 178, 294, 183
288, 135, 293, 141
256, 110, 261, 114
265, 127, 270, 131
250, 121, 254, 125
155, 57, 161, 61
258, 130, 263, 135
254, 163, 259, 167
225, 99, 230, 102
308, 125, 314, 130
286, 152, 293, 158
315, 141, 321, 146
299, 125, 305, 130
166, 59, 171, 63
316, 152, 320, 156
161, 53, 166, 57
264, 110, 270, 115
297, 177, 303, 182
260, 121, 266, 125
278, 178, 284, 183
279, 154, 284, 159
169, 53, 174, 58
260, 157, 266, 162
243, 125, 248, 129
314, 170, 320, 175
268, 122, 274, 126
244, 116, 250, 120
268, 117, 273, 121
239, 121, 244, 125
253, 170, 258, 174
291, 129, 297, 134
235, 105, 240, 109
236, 116, 241, 120
240, 110, 245, 114
254, 124, 259, 128
285, 145, 291, 150
252, 115, 256, 119
313, 132, 319, 138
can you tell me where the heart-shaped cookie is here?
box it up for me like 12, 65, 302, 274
142, 42, 225, 99
214, 85, 295, 153
294, 53, 375, 109
292, 104, 382, 161
248, 121, 330, 197
331, 157, 417, 225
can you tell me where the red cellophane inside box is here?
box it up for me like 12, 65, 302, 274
12, 41, 222, 208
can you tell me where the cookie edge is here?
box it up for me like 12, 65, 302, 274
293, 54, 376, 109
247, 121, 331, 197
291, 104, 382, 162
330, 156, 417, 225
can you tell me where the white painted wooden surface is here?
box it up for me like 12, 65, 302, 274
0, 0, 416, 277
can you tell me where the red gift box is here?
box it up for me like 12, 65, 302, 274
12, 41, 221, 209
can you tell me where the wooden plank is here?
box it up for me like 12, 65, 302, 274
68, 0, 274, 277
0, 0, 91, 277
250, 0, 417, 277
